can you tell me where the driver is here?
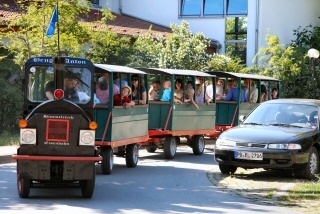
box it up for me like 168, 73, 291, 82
64, 74, 79, 102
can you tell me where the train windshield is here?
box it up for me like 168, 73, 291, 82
27, 65, 92, 104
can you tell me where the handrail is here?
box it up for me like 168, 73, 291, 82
164, 106, 173, 131
101, 111, 112, 143
230, 105, 239, 127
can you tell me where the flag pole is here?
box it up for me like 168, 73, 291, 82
57, 0, 60, 57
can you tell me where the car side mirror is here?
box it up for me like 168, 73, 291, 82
239, 115, 246, 123
7, 72, 22, 85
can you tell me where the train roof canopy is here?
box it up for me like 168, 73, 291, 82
207, 71, 279, 81
95, 64, 147, 75
136, 68, 215, 77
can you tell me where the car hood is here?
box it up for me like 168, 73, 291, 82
219, 125, 318, 144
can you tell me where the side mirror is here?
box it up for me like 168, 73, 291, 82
239, 115, 247, 123
7, 72, 22, 85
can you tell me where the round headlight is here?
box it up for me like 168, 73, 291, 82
22, 130, 35, 144
81, 131, 94, 145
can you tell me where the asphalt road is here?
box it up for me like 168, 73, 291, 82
0, 145, 303, 214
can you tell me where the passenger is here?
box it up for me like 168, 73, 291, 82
174, 79, 183, 104
226, 80, 233, 95
64, 75, 79, 102
96, 73, 120, 105
270, 87, 279, 100
205, 80, 214, 103
185, 81, 199, 109
161, 79, 172, 102
131, 74, 147, 105
114, 73, 128, 87
45, 80, 55, 100
261, 84, 268, 102
114, 85, 135, 107
215, 79, 224, 100
244, 79, 258, 103
224, 79, 248, 102
195, 77, 205, 103
148, 80, 160, 100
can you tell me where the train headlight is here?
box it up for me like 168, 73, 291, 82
79, 130, 95, 146
20, 129, 36, 145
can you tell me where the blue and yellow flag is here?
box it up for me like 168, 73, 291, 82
46, 4, 59, 38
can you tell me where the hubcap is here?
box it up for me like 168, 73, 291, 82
309, 152, 318, 175
198, 137, 205, 152
133, 145, 138, 163
170, 139, 177, 155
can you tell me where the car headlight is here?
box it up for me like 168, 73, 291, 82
20, 129, 36, 145
268, 143, 301, 150
79, 130, 95, 146
216, 138, 236, 147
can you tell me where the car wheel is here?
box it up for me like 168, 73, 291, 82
80, 167, 96, 198
101, 147, 113, 175
146, 142, 157, 153
164, 136, 177, 159
296, 147, 319, 180
192, 135, 205, 155
126, 143, 139, 168
219, 164, 237, 174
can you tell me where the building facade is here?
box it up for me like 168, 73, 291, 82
93, 0, 320, 66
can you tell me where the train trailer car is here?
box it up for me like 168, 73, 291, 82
136, 68, 216, 159
93, 64, 149, 174
207, 71, 280, 138
10, 56, 102, 198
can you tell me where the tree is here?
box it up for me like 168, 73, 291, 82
206, 54, 245, 73
133, 21, 212, 70
0, 0, 92, 68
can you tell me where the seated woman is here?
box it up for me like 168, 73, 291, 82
184, 81, 199, 109
96, 73, 120, 104
131, 74, 147, 105
174, 79, 183, 104
224, 79, 248, 102
261, 84, 268, 102
149, 80, 160, 100
114, 85, 135, 107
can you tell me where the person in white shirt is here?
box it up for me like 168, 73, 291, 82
244, 79, 258, 103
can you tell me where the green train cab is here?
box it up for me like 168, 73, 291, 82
207, 71, 280, 137
93, 64, 148, 174
137, 68, 216, 159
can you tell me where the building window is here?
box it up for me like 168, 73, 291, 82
181, 0, 201, 16
180, 0, 247, 17
204, 0, 224, 16
226, 17, 247, 63
90, 0, 99, 5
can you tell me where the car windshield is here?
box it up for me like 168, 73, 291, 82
243, 103, 318, 128
27, 65, 92, 104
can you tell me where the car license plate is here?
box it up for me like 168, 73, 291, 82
234, 151, 263, 160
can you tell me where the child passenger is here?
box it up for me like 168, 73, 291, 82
161, 79, 171, 102
114, 85, 135, 108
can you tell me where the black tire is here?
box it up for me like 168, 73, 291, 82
126, 143, 139, 168
101, 147, 113, 175
295, 147, 319, 180
219, 164, 237, 174
17, 163, 31, 198
192, 135, 205, 155
164, 136, 177, 159
146, 142, 157, 153
80, 167, 96, 198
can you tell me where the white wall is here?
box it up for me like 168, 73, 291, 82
259, 0, 320, 49
118, 0, 226, 54
105, 0, 320, 66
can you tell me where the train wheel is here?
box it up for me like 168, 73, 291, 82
164, 136, 177, 159
146, 142, 157, 153
126, 143, 139, 168
192, 135, 205, 155
80, 167, 96, 198
101, 147, 113, 175
17, 164, 30, 198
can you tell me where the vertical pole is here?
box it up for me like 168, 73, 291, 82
57, 0, 60, 57
313, 58, 316, 99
